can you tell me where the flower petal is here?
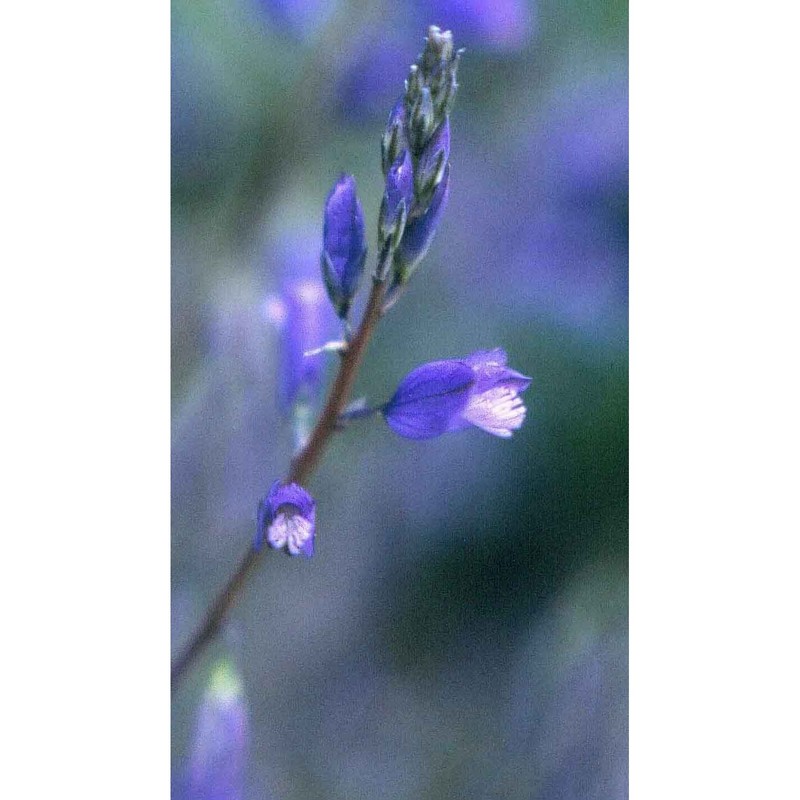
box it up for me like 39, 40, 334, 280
461, 385, 528, 438
464, 348, 532, 394
268, 481, 316, 520
384, 359, 474, 439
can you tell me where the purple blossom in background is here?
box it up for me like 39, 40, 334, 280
509, 76, 628, 332
266, 273, 332, 414
254, 0, 335, 39
187, 660, 249, 800
335, 31, 409, 120
420, 0, 535, 50
449, 74, 628, 339
321, 174, 367, 318
384, 348, 531, 439
256, 481, 316, 556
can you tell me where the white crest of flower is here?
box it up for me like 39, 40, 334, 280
462, 385, 527, 439
267, 512, 313, 555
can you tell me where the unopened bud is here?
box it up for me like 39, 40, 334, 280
379, 149, 414, 248
393, 163, 451, 285
320, 174, 367, 319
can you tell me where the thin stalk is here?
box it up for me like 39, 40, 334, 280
171, 277, 387, 688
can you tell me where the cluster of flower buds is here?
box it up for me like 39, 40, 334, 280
320, 26, 461, 319
379, 25, 462, 293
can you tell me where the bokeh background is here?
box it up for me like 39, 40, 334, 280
172, 1, 627, 797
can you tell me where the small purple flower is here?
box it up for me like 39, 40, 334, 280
255, 481, 316, 556
394, 163, 451, 283
188, 660, 248, 800
321, 174, 367, 317
384, 348, 531, 440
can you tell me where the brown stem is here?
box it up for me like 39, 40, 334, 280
171, 278, 386, 688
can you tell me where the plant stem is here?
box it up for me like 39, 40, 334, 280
171, 278, 387, 688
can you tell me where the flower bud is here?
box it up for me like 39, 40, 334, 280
423, 25, 455, 69
393, 163, 451, 285
321, 174, 367, 318
379, 150, 414, 250
404, 26, 463, 131
408, 86, 435, 154
381, 98, 409, 176
415, 118, 450, 202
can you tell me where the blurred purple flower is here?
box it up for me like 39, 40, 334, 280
188, 660, 249, 800
256, 481, 316, 556
384, 348, 531, 440
254, 0, 335, 39
267, 274, 331, 414
418, 0, 534, 51
334, 32, 409, 121
448, 74, 628, 338
321, 174, 367, 317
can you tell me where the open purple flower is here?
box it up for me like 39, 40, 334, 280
255, 481, 316, 557
384, 348, 531, 440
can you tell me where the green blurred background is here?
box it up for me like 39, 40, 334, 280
172, 1, 627, 797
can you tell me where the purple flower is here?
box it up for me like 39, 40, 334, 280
321, 174, 367, 317
384, 348, 531, 440
188, 660, 249, 800
393, 163, 451, 284
266, 274, 333, 414
255, 481, 316, 556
